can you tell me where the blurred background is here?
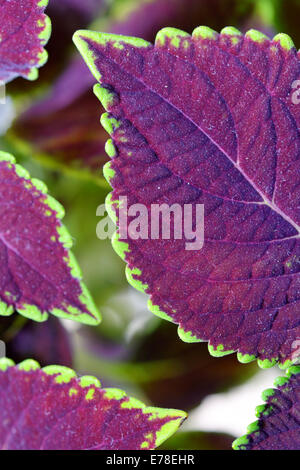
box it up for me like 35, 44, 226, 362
0, 0, 298, 450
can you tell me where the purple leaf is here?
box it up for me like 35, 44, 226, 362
0, 358, 186, 450
0, 0, 51, 83
10, 0, 253, 178
49, 0, 104, 24
74, 26, 300, 368
13, 89, 109, 180
233, 366, 300, 450
0, 151, 100, 325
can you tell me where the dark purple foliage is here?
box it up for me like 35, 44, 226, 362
233, 366, 300, 450
0, 359, 186, 450
74, 27, 300, 367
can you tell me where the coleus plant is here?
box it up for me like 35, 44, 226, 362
0, 358, 186, 450
0, 0, 299, 451
73, 25, 300, 370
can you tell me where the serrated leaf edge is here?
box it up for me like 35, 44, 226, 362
232, 366, 300, 450
0, 358, 187, 449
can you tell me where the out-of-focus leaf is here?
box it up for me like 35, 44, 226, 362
105, 0, 253, 40
0, 0, 51, 83
5, 316, 73, 368
233, 366, 300, 450
50, 0, 105, 24
0, 358, 186, 450
9, 0, 253, 180
132, 323, 258, 410
160, 430, 235, 450
274, 0, 300, 49
0, 151, 100, 325
74, 27, 300, 368
75, 321, 257, 411
12, 90, 109, 183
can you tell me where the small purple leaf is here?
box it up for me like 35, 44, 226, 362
13, 88, 109, 181
233, 366, 300, 450
0, 151, 100, 325
0, 358, 186, 450
0, 0, 51, 83
74, 27, 300, 367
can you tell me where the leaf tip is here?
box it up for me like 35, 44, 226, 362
73, 30, 103, 83
153, 410, 187, 448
